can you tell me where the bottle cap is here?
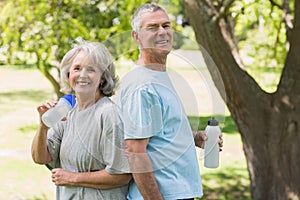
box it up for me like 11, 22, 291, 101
208, 117, 219, 126
62, 94, 76, 107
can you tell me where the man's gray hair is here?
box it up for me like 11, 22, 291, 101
131, 4, 167, 33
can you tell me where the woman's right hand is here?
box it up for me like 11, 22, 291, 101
37, 101, 58, 127
37, 101, 57, 116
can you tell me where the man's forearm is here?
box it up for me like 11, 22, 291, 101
129, 154, 163, 200
125, 139, 163, 200
132, 171, 163, 200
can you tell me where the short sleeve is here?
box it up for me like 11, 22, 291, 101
100, 106, 130, 174
122, 86, 163, 139
46, 123, 64, 169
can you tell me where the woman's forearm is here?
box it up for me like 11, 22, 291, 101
31, 123, 52, 164
75, 171, 131, 189
52, 168, 131, 189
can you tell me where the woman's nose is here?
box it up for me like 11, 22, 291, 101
79, 68, 87, 77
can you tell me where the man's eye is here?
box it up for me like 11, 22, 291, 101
163, 25, 171, 29
148, 26, 158, 31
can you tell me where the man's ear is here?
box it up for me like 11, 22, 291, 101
132, 30, 139, 43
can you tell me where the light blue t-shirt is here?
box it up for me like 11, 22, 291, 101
119, 66, 203, 200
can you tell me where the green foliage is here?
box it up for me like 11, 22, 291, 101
1, 0, 290, 95
0, 0, 187, 96
233, 0, 289, 65
229, 0, 293, 92
0, 0, 143, 95
0, 0, 186, 64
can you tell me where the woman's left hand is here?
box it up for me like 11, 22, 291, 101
51, 168, 75, 186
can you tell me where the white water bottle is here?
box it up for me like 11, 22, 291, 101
42, 94, 76, 127
204, 117, 221, 168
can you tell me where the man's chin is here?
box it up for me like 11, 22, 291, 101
156, 48, 171, 55
143, 47, 171, 58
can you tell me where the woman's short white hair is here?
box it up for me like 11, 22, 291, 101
60, 38, 118, 97
131, 3, 167, 33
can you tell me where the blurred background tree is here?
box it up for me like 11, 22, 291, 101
184, 0, 299, 199
0, 0, 191, 98
0, 0, 149, 97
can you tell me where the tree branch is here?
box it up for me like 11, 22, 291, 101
183, 0, 267, 110
278, 0, 300, 94
269, 0, 283, 9
282, 0, 294, 43
273, 19, 282, 58
218, 0, 235, 21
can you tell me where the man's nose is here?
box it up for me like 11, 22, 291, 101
157, 26, 167, 34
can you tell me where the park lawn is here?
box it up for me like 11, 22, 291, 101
0, 66, 250, 199
0, 157, 55, 199
188, 116, 251, 200
0, 66, 55, 199
198, 134, 251, 200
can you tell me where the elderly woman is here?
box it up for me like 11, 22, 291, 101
31, 39, 131, 199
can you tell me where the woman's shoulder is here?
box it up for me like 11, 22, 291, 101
95, 97, 120, 117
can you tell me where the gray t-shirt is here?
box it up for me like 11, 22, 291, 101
46, 97, 130, 200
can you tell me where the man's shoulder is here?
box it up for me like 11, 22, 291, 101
120, 68, 149, 93
121, 67, 147, 83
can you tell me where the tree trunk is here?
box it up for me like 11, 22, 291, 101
36, 52, 64, 99
183, 0, 300, 199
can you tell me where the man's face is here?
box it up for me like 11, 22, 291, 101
135, 10, 173, 57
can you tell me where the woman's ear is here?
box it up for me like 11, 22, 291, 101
100, 78, 105, 87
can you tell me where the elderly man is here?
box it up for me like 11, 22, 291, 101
119, 3, 222, 200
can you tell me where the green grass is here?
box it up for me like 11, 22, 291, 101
188, 116, 250, 199
188, 115, 238, 134
18, 124, 38, 134
0, 64, 37, 70
0, 157, 55, 199
0, 66, 54, 199
0, 89, 51, 102
0, 90, 51, 116
199, 166, 250, 200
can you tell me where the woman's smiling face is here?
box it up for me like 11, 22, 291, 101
69, 50, 102, 96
